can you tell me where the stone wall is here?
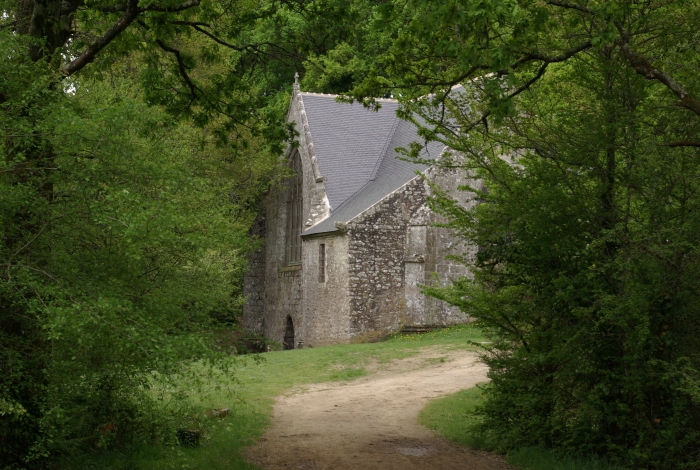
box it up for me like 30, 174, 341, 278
346, 177, 426, 340
301, 234, 351, 346
253, 179, 304, 346
346, 163, 478, 335
404, 211, 428, 326
240, 93, 316, 346
420, 163, 478, 325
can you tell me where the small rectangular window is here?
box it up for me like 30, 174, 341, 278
318, 243, 326, 283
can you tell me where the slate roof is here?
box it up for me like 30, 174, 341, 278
299, 92, 446, 236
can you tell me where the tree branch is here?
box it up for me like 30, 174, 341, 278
96, 3, 128, 13
169, 20, 246, 51
154, 38, 199, 99
659, 141, 700, 148
463, 62, 551, 134
619, 43, 700, 117
521, 40, 592, 64
138, 0, 200, 13
63, 0, 202, 76
5, 222, 51, 269
62, 0, 140, 76
546, 0, 700, 118
546, 0, 597, 16
98, 0, 201, 13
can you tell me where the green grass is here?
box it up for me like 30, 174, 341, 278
419, 386, 626, 470
418, 385, 490, 449
69, 324, 485, 469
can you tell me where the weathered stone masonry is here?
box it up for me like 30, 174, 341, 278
346, 177, 426, 339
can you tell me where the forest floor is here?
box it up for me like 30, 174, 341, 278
244, 347, 511, 470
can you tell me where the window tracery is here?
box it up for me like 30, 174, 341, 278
285, 150, 303, 264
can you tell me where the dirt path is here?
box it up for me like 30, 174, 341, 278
244, 349, 511, 470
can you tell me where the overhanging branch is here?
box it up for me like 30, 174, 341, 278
546, 0, 597, 15
169, 20, 246, 51
154, 38, 199, 99
63, 0, 202, 77
546, 0, 700, 119
63, 0, 141, 76
619, 43, 700, 117
659, 141, 700, 148
138, 0, 200, 13
98, 0, 200, 13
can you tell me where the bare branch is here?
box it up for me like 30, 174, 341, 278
169, 20, 210, 27
458, 62, 551, 135
105, 216, 130, 228
169, 21, 246, 51
520, 40, 592, 64
5, 222, 52, 272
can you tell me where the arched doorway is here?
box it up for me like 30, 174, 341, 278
283, 316, 295, 350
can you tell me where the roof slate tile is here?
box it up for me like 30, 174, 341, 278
298, 93, 447, 236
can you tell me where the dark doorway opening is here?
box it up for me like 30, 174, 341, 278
283, 316, 295, 350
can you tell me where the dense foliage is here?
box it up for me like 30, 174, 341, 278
0, 35, 265, 464
4, 0, 700, 467
0, 0, 397, 465
334, 0, 700, 467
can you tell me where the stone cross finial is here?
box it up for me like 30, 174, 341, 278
293, 72, 300, 95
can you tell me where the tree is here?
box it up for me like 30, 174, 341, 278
1, 0, 404, 464
0, 48, 267, 465
339, 0, 700, 467
0, 1, 287, 465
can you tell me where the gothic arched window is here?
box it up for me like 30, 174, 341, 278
285, 150, 303, 264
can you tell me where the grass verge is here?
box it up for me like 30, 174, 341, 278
418, 386, 626, 470
69, 324, 485, 469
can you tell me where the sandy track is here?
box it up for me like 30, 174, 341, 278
244, 350, 511, 470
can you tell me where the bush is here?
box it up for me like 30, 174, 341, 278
423, 52, 700, 469
0, 34, 260, 466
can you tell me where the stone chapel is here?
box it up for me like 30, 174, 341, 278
242, 79, 478, 349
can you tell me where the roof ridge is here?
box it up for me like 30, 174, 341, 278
344, 172, 425, 227
326, 114, 401, 215
299, 91, 398, 103
330, 175, 373, 214
369, 116, 400, 182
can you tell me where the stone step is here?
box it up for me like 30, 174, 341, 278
400, 325, 438, 334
